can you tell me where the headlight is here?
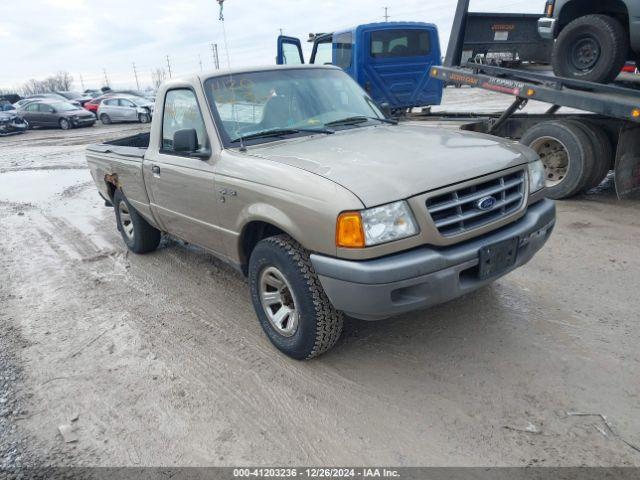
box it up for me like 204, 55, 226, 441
528, 160, 546, 193
336, 200, 418, 248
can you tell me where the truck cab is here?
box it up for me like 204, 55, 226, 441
277, 22, 443, 112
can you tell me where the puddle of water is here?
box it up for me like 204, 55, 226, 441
0, 168, 91, 205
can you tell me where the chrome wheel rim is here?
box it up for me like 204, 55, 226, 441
118, 201, 134, 240
259, 266, 299, 337
530, 136, 569, 187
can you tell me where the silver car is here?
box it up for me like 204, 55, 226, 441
97, 95, 154, 125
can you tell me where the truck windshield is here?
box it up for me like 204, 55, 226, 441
204, 68, 386, 146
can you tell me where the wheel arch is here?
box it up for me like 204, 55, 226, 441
557, 0, 630, 34
238, 218, 302, 276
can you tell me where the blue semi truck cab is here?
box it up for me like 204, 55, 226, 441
277, 22, 443, 111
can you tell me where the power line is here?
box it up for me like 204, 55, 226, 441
132, 62, 140, 90
166, 55, 173, 78
210, 43, 220, 70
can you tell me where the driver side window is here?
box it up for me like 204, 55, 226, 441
162, 89, 208, 153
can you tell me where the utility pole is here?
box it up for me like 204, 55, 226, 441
199, 54, 203, 72
103, 68, 110, 87
166, 55, 173, 78
132, 62, 140, 90
383, 6, 390, 22
211, 43, 220, 70
79, 74, 85, 91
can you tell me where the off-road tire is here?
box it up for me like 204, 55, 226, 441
552, 14, 628, 84
520, 120, 595, 199
100, 113, 112, 125
571, 120, 613, 191
248, 235, 343, 360
59, 118, 71, 130
113, 189, 161, 254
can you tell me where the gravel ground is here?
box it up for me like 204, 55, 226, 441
1, 98, 639, 468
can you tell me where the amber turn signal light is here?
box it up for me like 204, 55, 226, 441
336, 212, 365, 248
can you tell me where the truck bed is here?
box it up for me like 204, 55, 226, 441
86, 132, 150, 159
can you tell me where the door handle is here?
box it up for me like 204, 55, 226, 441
152, 165, 161, 177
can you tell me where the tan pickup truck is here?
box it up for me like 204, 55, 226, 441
86, 65, 555, 359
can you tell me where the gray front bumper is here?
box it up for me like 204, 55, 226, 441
537, 17, 557, 39
311, 199, 555, 320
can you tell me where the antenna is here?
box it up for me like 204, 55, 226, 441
383, 6, 390, 22
216, 0, 245, 151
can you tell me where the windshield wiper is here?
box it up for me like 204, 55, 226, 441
325, 115, 397, 127
230, 127, 334, 143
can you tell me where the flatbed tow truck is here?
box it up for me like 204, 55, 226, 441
420, 0, 640, 200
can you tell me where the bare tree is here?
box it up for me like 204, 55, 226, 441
151, 68, 167, 89
19, 71, 74, 96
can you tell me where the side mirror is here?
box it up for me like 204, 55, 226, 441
173, 129, 198, 152
173, 128, 211, 159
379, 102, 392, 118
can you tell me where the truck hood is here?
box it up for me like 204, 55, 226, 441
247, 124, 533, 207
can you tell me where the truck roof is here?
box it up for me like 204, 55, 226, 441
161, 64, 340, 88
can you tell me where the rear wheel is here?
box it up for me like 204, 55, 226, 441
570, 120, 613, 191
100, 113, 112, 125
59, 118, 71, 130
113, 190, 161, 254
552, 14, 628, 83
248, 235, 343, 360
520, 120, 595, 199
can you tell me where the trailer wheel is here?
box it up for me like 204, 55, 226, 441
520, 121, 595, 199
552, 15, 628, 84
569, 120, 613, 191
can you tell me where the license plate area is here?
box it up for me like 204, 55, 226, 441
478, 237, 519, 280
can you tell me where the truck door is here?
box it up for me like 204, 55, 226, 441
362, 27, 443, 110
144, 88, 223, 255
276, 36, 305, 64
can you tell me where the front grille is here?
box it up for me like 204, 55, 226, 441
426, 170, 526, 237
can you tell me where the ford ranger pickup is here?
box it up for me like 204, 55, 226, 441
86, 65, 555, 359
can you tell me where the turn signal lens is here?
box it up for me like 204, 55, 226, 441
336, 212, 365, 248
632, 108, 640, 118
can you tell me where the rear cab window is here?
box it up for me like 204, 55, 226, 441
334, 32, 353, 68
370, 29, 431, 58
161, 89, 208, 154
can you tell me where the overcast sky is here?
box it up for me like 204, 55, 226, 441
0, 0, 541, 91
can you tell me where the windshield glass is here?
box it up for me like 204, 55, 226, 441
60, 92, 81, 99
128, 96, 149, 106
204, 68, 384, 146
51, 102, 77, 112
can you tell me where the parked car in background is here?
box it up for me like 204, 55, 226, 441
13, 99, 37, 109
55, 91, 93, 106
84, 94, 113, 116
0, 110, 29, 136
26, 93, 82, 108
84, 89, 102, 98
0, 100, 16, 111
18, 100, 96, 130
97, 95, 154, 125
0, 94, 21, 104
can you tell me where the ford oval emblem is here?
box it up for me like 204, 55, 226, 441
476, 196, 497, 211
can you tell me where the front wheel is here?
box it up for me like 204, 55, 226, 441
113, 190, 161, 254
552, 14, 628, 83
138, 112, 151, 124
59, 118, 71, 130
248, 235, 343, 360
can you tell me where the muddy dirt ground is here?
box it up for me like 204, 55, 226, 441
1, 92, 639, 467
